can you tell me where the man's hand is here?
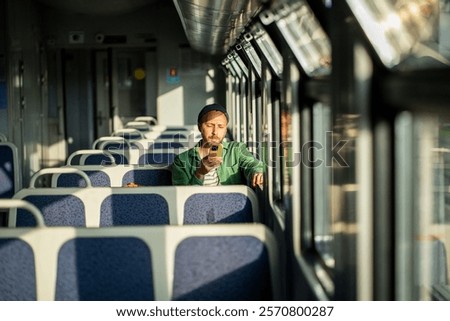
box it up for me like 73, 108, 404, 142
252, 172, 264, 188
195, 154, 223, 179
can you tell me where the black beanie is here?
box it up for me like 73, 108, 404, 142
197, 103, 229, 124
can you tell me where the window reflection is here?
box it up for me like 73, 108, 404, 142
411, 115, 450, 300
346, 0, 450, 69
312, 103, 334, 268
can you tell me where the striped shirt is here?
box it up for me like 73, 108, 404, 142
203, 168, 220, 186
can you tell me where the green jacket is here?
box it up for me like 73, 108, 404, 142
171, 140, 264, 185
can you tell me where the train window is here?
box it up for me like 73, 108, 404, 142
346, 0, 450, 69
312, 102, 334, 268
241, 34, 262, 78
280, 80, 293, 208
396, 112, 450, 300
229, 50, 249, 79
251, 22, 283, 78
273, 0, 332, 77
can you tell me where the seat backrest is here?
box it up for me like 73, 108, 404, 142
54, 170, 111, 187
112, 128, 145, 140
138, 151, 177, 165
66, 150, 122, 165
0, 223, 279, 300
158, 132, 188, 139
175, 185, 259, 224
172, 235, 272, 300
83, 153, 125, 165
16, 194, 86, 227
0, 199, 44, 300
11, 185, 177, 227
183, 193, 253, 224
134, 116, 157, 125
92, 136, 132, 150
99, 193, 170, 226
12, 184, 258, 227
0, 143, 20, 199
121, 168, 172, 186
0, 237, 37, 300
53, 165, 172, 187
55, 236, 154, 300
151, 141, 186, 149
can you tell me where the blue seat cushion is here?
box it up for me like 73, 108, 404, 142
17, 195, 85, 227
122, 169, 172, 186
172, 236, 271, 300
183, 193, 253, 224
0, 238, 36, 300
57, 171, 110, 187
55, 237, 154, 300
100, 194, 169, 226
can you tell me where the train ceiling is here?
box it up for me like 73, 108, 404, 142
34, 0, 264, 56
173, 0, 263, 56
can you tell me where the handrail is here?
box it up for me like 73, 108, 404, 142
92, 136, 132, 150
112, 128, 145, 139
66, 149, 116, 166
134, 116, 158, 125
0, 199, 45, 227
125, 121, 152, 131
29, 167, 93, 188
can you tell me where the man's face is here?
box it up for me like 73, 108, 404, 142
199, 110, 228, 145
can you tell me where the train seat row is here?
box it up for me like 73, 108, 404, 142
52, 164, 172, 187
0, 223, 280, 300
92, 135, 193, 150
0, 122, 276, 301
66, 148, 183, 166
118, 122, 201, 140
4, 168, 259, 227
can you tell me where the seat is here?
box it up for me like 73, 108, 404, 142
112, 128, 145, 140
11, 170, 177, 227
55, 236, 154, 300
0, 199, 45, 300
99, 194, 170, 226
0, 237, 37, 300
0, 223, 279, 300
134, 116, 157, 125
151, 141, 186, 149
91, 136, 132, 150
138, 151, 177, 165
53, 165, 172, 187
172, 235, 272, 300
0, 142, 20, 199
175, 185, 260, 224
121, 167, 172, 186
10, 169, 93, 227
53, 169, 111, 187
13, 174, 258, 227
66, 150, 125, 165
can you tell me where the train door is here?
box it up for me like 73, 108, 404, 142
110, 49, 157, 131
62, 49, 95, 155
94, 51, 111, 138
62, 48, 157, 154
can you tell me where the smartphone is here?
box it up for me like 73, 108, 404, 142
209, 143, 223, 157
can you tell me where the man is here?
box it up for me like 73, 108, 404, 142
171, 103, 264, 187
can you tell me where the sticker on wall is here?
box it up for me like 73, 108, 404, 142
166, 67, 180, 84
134, 68, 146, 80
